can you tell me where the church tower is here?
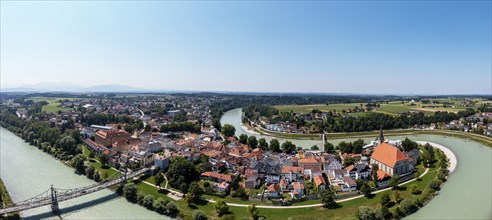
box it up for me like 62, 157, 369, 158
378, 128, 385, 144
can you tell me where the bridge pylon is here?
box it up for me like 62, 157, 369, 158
120, 169, 127, 187
50, 185, 59, 213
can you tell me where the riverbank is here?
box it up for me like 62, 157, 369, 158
0, 178, 20, 219
244, 122, 492, 148
416, 141, 457, 173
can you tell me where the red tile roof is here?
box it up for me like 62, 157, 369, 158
201, 172, 233, 182
313, 176, 326, 186
371, 143, 409, 168
268, 184, 281, 193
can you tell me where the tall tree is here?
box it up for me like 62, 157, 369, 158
258, 138, 268, 150
239, 134, 248, 144
270, 139, 281, 153
221, 124, 236, 138
247, 136, 258, 148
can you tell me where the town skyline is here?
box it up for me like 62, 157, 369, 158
1, 1, 491, 94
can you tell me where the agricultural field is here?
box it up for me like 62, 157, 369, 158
25, 96, 76, 113
274, 103, 366, 114
275, 98, 481, 116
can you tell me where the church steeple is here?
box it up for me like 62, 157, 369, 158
378, 128, 385, 143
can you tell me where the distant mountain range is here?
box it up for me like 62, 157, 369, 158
1, 83, 150, 93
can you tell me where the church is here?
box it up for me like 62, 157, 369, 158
370, 129, 414, 177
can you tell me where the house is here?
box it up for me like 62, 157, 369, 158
376, 170, 392, 188
200, 172, 234, 183
153, 154, 170, 170
344, 163, 371, 180
216, 182, 229, 193
94, 130, 131, 147
279, 179, 288, 190
313, 175, 327, 191
370, 143, 414, 176
281, 166, 304, 183
298, 158, 322, 171
267, 184, 281, 198
323, 156, 342, 171
342, 176, 357, 192
292, 182, 305, 198
243, 175, 259, 189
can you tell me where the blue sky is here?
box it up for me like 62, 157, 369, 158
1, 1, 491, 94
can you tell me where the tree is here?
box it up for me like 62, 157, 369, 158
270, 139, 281, 153
360, 182, 372, 197
193, 210, 208, 220
380, 193, 391, 207
402, 137, 418, 151
393, 191, 402, 204
153, 198, 169, 214
320, 189, 337, 208
154, 172, 164, 189
375, 206, 392, 220
388, 174, 400, 189
214, 200, 229, 216
248, 203, 259, 220
371, 164, 379, 182
410, 184, 420, 194
89, 151, 95, 158
239, 134, 248, 144
247, 136, 258, 148
70, 154, 86, 174
311, 145, 319, 150
400, 198, 418, 215
142, 195, 155, 209
430, 179, 442, 191
93, 171, 101, 182
166, 201, 179, 216
166, 157, 200, 188
281, 141, 296, 154
123, 183, 138, 202
324, 142, 334, 153
144, 124, 152, 132
180, 182, 189, 195
186, 182, 204, 204
356, 206, 376, 220
258, 138, 268, 150
85, 165, 95, 179
221, 124, 236, 138
99, 153, 109, 167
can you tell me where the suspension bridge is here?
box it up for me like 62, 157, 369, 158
0, 168, 149, 215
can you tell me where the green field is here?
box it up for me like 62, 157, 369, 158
275, 101, 470, 116
274, 103, 366, 114
25, 96, 76, 113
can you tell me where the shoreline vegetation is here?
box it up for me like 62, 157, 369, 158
244, 122, 492, 148
0, 178, 20, 219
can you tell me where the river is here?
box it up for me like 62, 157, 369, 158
0, 127, 168, 219
221, 108, 492, 219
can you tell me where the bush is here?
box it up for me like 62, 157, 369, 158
214, 200, 229, 216
123, 183, 138, 202
142, 195, 155, 209
430, 179, 443, 191
137, 192, 145, 205
356, 206, 375, 220
400, 198, 418, 215
166, 202, 178, 216
193, 210, 208, 220
152, 198, 168, 214
380, 193, 391, 207
410, 184, 420, 194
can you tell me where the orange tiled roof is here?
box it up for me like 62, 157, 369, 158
299, 158, 319, 164
201, 172, 233, 182
268, 184, 281, 193
313, 175, 326, 186
281, 166, 304, 174
371, 143, 409, 168
377, 170, 392, 180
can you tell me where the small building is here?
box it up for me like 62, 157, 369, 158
313, 175, 327, 191
267, 184, 281, 198
153, 154, 170, 170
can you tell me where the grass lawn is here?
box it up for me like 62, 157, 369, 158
26, 96, 76, 113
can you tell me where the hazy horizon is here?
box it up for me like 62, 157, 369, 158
1, 1, 491, 95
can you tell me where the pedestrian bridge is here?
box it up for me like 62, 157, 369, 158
0, 168, 149, 215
